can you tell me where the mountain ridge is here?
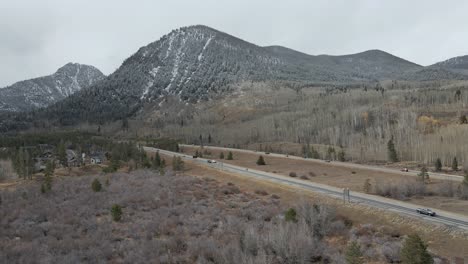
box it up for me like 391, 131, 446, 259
2, 24, 468, 131
0, 63, 105, 112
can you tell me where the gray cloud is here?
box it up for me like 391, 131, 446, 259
1, 0, 468, 87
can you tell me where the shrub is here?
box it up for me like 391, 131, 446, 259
289, 172, 297, 177
363, 179, 371, 194
92, 179, 102, 192
351, 171, 356, 174
227, 151, 233, 160
308, 171, 316, 177
400, 234, 433, 264
254, 189, 268, 196
284, 208, 297, 222
111, 204, 122, 222
300, 175, 308, 180
256, 156, 266, 165
219, 152, 224, 159
345, 241, 364, 264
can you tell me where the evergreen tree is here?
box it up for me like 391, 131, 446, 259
111, 204, 122, 222
57, 141, 67, 167
310, 146, 320, 159
122, 118, 129, 131
219, 152, 225, 159
256, 155, 266, 165
152, 152, 161, 169
92, 178, 102, 192
42, 160, 54, 192
227, 151, 233, 160
172, 156, 184, 171
418, 166, 429, 183
400, 234, 433, 264
338, 149, 346, 162
326, 146, 336, 160
451, 157, 458, 171
15, 147, 33, 180
208, 134, 212, 144
387, 136, 398, 162
434, 158, 442, 172
284, 208, 297, 222
460, 115, 468, 124
345, 241, 364, 264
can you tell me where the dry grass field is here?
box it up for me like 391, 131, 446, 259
181, 146, 468, 216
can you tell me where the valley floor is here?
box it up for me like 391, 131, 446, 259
179, 145, 468, 217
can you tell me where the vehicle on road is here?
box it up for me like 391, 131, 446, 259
416, 208, 436, 216
401, 168, 409, 172
207, 160, 217, 163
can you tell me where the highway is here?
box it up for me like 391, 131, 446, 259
145, 146, 468, 231
180, 144, 465, 182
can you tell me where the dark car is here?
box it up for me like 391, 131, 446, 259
416, 208, 436, 216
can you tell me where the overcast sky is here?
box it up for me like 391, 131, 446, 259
1, 0, 468, 87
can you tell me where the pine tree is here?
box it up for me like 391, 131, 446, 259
172, 156, 184, 171
92, 178, 102, 192
57, 141, 67, 167
152, 152, 161, 169
387, 136, 398, 162
256, 155, 266, 165
434, 158, 442, 172
219, 152, 225, 159
284, 208, 297, 222
460, 114, 468, 124
400, 234, 433, 264
227, 151, 233, 160
451, 157, 458, 171
338, 149, 346, 162
42, 160, 54, 192
418, 166, 429, 183
208, 134, 212, 144
345, 241, 364, 264
111, 204, 122, 222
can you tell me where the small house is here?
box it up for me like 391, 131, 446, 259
90, 156, 102, 164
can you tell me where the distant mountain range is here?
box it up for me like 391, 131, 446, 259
0, 63, 104, 112
1, 25, 467, 129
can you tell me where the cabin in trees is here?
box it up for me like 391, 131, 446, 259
90, 156, 102, 164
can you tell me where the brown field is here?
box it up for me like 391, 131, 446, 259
180, 146, 468, 216
173, 157, 468, 260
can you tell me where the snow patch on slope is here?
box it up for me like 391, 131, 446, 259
198, 36, 213, 61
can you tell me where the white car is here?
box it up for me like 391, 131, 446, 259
207, 160, 217, 164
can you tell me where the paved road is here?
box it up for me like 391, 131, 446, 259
146, 146, 468, 231
180, 144, 464, 182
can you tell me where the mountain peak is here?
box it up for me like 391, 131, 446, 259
0, 63, 105, 112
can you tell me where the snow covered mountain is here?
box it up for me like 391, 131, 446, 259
0, 63, 105, 112
431, 55, 468, 75
37, 25, 425, 125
